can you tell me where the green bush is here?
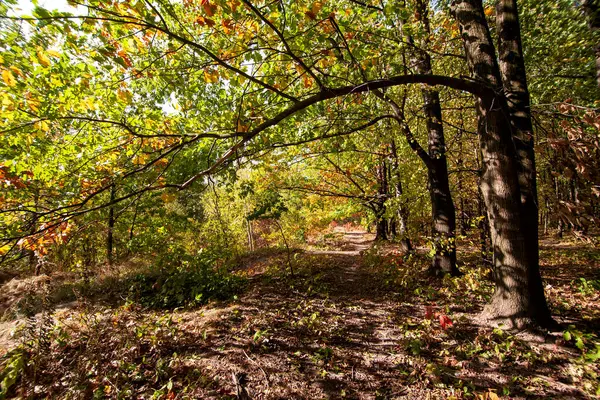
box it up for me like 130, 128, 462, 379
127, 249, 245, 309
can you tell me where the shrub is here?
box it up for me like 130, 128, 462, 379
127, 249, 245, 309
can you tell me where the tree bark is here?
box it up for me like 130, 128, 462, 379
390, 139, 413, 252
107, 184, 116, 266
409, 0, 459, 275
375, 156, 389, 241
583, 0, 600, 89
452, 0, 554, 328
495, 0, 552, 326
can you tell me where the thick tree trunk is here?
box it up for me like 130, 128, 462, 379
375, 212, 388, 241
414, 0, 459, 276
496, 0, 552, 326
452, 0, 554, 328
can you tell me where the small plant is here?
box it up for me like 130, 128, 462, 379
0, 348, 24, 399
575, 278, 600, 296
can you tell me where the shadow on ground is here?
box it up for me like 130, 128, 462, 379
2, 232, 598, 399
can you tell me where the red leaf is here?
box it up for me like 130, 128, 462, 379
425, 306, 434, 320
439, 314, 453, 330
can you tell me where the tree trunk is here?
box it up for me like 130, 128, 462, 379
414, 0, 459, 276
390, 139, 412, 252
375, 212, 388, 241
452, 0, 554, 328
107, 184, 116, 266
495, 0, 553, 326
583, 0, 600, 89
375, 157, 389, 241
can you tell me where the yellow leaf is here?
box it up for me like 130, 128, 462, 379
0, 54, 4, 64
2, 70, 16, 87
484, 6, 494, 16
47, 50, 61, 58
37, 49, 51, 67
203, 68, 219, 83
488, 392, 500, 400
311, 2, 323, 14
9, 66, 24, 78
35, 120, 50, 133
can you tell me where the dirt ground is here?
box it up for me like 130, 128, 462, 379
1, 232, 599, 399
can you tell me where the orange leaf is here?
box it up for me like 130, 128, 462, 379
196, 16, 215, 27
227, 0, 240, 12
221, 19, 234, 34
201, 0, 217, 16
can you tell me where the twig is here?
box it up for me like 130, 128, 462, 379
242, 350, 270, 388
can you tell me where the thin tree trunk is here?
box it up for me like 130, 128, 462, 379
375, 156, 389, 241
390, 139, 412, 252
107, 184, 116, 266
274, 220, 293, 277
414, 0, 459, 276
452, 0, 554, 328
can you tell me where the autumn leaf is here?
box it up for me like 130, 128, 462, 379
196, 16, 216, 27
201, 0, 217, 17
237, 121, 249, 132
161, 192, 176, 203
311, 2, 323, 15
305, 10, 317, 20
439, 314, 453, 330
117, 89, 132, 103
226, 0, 240, 12
156, 158, 169, 167
9, 66, 24, 78
37, 48, 51, 67
487, 391, 500, 400
204, 68, 219, 83
424, 305, 434, 319
221, 19, 234, 35
2, 69, 16, 87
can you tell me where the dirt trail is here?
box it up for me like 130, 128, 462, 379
172, 232, 588, 399
2, 233, 595, 399
308, 231, 374, 256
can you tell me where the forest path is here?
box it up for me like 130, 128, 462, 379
177, 230, 426, 398
173, 233, 588, 399
307, 230, 374, 256
304, 230, 375, 289
1, 235, 595, 399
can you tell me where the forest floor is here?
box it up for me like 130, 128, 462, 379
0, 232, 599, 399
